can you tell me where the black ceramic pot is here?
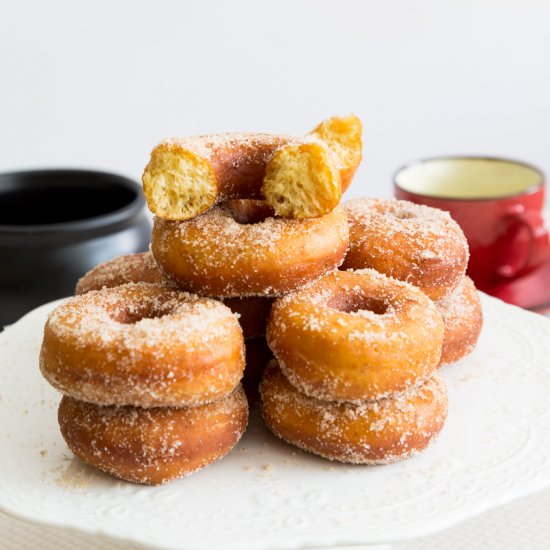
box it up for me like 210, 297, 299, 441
0, 169, 151, 327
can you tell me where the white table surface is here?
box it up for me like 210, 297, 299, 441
1, 488, 549, 550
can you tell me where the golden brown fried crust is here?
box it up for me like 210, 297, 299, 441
343, 199, 469, 300
267, 269, 444, 402
75, 253, 165, 295
436, 276, 483, 366
58, 386, 248, 485
204, 136, 288, 199
260, 362, 447, 464
142, 115, 362, 221
74, 251, 273, 339
151, 201, 350, 297
40, 283, 245, 408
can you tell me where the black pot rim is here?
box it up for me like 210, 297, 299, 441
0, 168, 145, 237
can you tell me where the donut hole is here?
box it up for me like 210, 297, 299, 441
390, 209, 416, 220
111, 302, 175, 324
328, 293, 390, 316
225, 200, 274, 225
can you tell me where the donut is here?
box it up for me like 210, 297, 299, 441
40, 283, 244, 408
223, 296, 273, 340
436, 276, 483, 366
74, 252, 272, 339
151, 200, 350, 297
58, 386, 248, 485
342, 198, 469, 300
260, 361, 447, 464
243, 337, 274, 403
267, 269, 444, 402
75, 252, 165, 295
310, 115, 362, 192
142, 115, 362, 220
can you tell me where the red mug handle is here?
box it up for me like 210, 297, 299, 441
496, 206, 550, 279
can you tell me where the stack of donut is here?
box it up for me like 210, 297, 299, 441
262, 198, 482, 464
39, 114, 484, 484
143, 113, 363, 398
151, 199, 351, 396
39, 115, 362, 484
342, 198, 483, 368
40, 283, 248, 485
73, 249, 274, 399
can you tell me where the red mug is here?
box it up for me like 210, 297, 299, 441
394, 156, 550, 294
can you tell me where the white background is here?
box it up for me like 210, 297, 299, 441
1, 1, 550, 549
1, 0, 549, 201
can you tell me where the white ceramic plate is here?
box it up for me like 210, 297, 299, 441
1, 295, 550, 550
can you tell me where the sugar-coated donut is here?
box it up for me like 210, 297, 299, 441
40, 283, 244, 408
243, 337, 274, 403
310, 115, 362, 192
223, 296, 273, 340
260, 361, 447, 464
75, 252, 165, 295
142, 115, 362, 220
152, 200, 349, 297
436, 276, 483, 366
267, 269, 444, 402
342, 198, 469, 300
58, 386, 248, 485
74, 252, 272, 339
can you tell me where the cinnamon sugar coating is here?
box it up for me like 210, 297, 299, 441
40, 283, 245, 408
142, 115, 362, 221
59, 385, 248, 485
436, 276, 483, 367
151, 200, 350, 297
260, 362, 447, 464
267, 269, 444, 402
75, 252, 167, 295
74, 252, 273, 339
343, 198, 469, 300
